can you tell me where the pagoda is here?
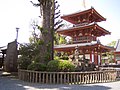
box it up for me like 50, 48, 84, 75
54, 7, 113, 65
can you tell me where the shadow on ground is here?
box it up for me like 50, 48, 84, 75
0, 76, 112, 90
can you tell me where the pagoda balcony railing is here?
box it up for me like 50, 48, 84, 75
73, 36, 96, 43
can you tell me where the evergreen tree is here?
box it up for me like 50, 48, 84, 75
30, 0, 63, 64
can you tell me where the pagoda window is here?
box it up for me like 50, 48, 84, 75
74, 34, 77, 37
72, 35, 97, 43
78, 19, 81, 23
85, 33, 88, 35
85, 54, 90, 60
82, 18, 86, 22
78, 33, 82, 36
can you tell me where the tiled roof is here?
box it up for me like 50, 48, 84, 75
57, 23, 110, 36
115, 39, 120, 52
54, 41, 97, 49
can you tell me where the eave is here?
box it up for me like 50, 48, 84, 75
57, 23, 110, 37
54, 42, 113, 53
61, 7, 106, 24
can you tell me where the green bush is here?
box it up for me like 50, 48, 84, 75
47, 60, 75, 72
60, 56, 69, 60
54, 56, 60, 60
47, 60, 59, 71
27, 62, 46, 71
18, 56, 31, 69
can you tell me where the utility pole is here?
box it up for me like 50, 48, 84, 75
16, 27, 19, 41
83, 0, 86, 9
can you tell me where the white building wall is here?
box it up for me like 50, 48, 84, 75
92, 54, 94, 63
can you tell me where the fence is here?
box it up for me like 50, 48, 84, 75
100, 67, 120, 79
116, 69, 120, 78
18, 69, 117, 84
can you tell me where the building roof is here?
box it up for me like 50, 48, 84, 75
61, 7, 106, 24
115, 39, 120, 52
54, 41, 97, 49
54, 41, 113, 53
57, 23, 110, 37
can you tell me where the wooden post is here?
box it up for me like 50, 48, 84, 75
53, 73, 56, 84
35, 72, 37, 83
39, 73, 41, 83
64, 73, 66, 84
32, 72, 35, 83
57, 73, 59, 84
70, 74, 72, 84
67, 73, 70, 84
46, 73, 48, 83
76, 73, 79, 84
94, 52, 98, 65
90, 52, 92, 62
60, 73, 62, 84
50, 73, 52, 84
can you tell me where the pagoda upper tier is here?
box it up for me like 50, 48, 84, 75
57, 23, 110, 37
61, 7, 106, 25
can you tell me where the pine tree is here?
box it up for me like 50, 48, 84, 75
30, 0, 63, 64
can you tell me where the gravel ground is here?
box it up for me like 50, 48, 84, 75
0, 76, 120, 90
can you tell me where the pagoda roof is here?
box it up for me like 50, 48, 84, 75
54, 41, 113, 53
54, 41, 97, 50
61, 7, 106, 24
57, 23, 111, 37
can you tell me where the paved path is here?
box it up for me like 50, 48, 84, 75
0, 76, 120, 90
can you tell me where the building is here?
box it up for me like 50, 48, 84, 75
114, 39, 120, 64
54, 7, 114, 65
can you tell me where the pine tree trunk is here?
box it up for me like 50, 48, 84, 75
40, 0, 54, 64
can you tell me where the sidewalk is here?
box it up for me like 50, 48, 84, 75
0, 71, 11, 76
0, 75, 120, 90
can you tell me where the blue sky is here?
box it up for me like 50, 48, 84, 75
0, 0, 120, 46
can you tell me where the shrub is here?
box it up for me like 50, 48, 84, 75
54, 56, 60, 60
27, 62, 46, 71
60, 56, 69, 60
59, 60, 75, 72
18, 56, 31, 69
47, 60, 75, 72
47, 60, 59, 71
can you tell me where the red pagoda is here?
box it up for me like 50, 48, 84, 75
54, 7, 113, 65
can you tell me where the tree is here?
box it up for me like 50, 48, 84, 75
107, 41, 116, 47
54, 33, 66, 45
30, 0, 63, 64
104, 41, 116, 63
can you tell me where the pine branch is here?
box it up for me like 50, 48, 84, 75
55, 24, 64, 31
54, 14, 60, 19
55, 4, 60, 10
30, 1, 40, 7
55, 10, 60, 15
54, 20, 63, 27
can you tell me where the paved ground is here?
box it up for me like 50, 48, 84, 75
0, 75, 120, 90
0, 70, 120, 90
